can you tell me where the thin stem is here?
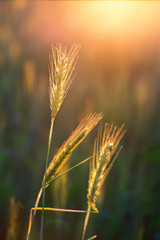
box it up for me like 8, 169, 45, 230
87, 235, 97, 240
31, 207, 96, 213
82, 205, 91, 240
26, 189, 43, 240
40, 119, 54, 240
26, 153, 95, 240
45, 154, 95, 187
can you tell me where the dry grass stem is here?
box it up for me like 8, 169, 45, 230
26, 189, 43, 240
29, 207, 97, 213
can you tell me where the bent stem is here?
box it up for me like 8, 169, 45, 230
82, 205, 91, 240
26, 154, 94, 240
40, 119, 54, 240
26, 189, 43, 240
27, 203, 96, 240
31, 207, 96, 214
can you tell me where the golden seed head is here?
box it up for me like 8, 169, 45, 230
42, 113, 103, 186
49, 43, 81, 120
87, 123, 126, 211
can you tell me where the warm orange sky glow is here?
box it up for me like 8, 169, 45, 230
1, 1, 160, 69
82, 1, 159, 34
20, 1, 160, 45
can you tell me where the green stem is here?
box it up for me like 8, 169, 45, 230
40, 119, 54, 240
82, 205, 91, 240
45, 154, 93, 187
87, 235, 97, 240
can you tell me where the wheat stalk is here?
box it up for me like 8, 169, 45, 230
40, 43, 80, 240
27, 43, 80, 240
82, 123, 126, 240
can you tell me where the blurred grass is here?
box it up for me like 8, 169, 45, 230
0, 2, 160, 240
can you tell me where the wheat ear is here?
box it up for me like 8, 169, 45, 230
82, 123, 126, 240
42, 113, 103, 186
49, 43, 80, 120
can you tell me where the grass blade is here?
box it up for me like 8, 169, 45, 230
45, 154, 95, 187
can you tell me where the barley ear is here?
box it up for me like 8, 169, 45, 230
82, 124, 126, 240
87, 123, 126, 212
42, 113, 103, 187
49, 43, 80, 120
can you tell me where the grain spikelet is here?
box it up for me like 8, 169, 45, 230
82, 123, 126, 240
87, 123, 126, 212
49, 43, 80, 120
42, 113, 103, 186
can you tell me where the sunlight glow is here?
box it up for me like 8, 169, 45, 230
79, 1, 159, 36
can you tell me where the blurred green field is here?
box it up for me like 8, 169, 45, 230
0, 2, 160, 240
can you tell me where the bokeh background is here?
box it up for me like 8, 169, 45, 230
0, 1, 160, 240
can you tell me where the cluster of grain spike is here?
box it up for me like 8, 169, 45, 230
26, 43, 126, 240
